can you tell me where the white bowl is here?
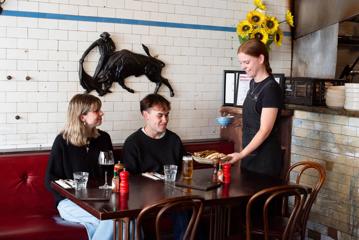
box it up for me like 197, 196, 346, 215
326, 92, 345, 99
326, 91, 345, 107
327, 85, 345, 91
345, 100, 359, 105
345, 92, 359, 102
326, 88, 345, 96
345, 83, 359, 88
326, 92, 345, 98
344, 102, 359, 111
326, 100, 345, 108
345, 87, 359, 92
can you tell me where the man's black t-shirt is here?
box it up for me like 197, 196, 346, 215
122, 129, 185, 174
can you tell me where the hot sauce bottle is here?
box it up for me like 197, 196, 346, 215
217, 163, 224, 182
114, 161, 124, 174
111, 169, 120, 193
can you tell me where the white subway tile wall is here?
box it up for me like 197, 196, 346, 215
3, 2, 358, 239
292, 111, 359, 240
0, 0, 291, 149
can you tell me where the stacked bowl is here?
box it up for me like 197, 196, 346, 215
325, 85, 345, 109
344, 83, 359, 111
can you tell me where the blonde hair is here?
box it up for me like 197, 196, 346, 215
62, 94, 102, 146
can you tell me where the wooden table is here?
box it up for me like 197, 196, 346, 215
52, 165, 283, 240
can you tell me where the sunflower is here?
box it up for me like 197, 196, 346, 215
251, 28, 269, 44
285, 10, 294, 27
274, 28, 283, 46
254, 0, 266, 10
264, 16, 279, 35
236, 1, 294, 49
237, 20, 253, 38
247, 10, 265, 26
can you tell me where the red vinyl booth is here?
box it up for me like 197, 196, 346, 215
0, 139, 233, 240
0, 152, 87, 240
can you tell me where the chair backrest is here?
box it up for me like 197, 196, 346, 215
246, 185, 308, 240
285, 161, 326, 235
135, 196, 204, 240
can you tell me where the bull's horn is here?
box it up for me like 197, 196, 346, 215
142, 44, 151, 57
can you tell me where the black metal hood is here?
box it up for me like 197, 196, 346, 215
292, 0, 359, 81
294, 0, 359, 39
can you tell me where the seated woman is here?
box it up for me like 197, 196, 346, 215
45, 93, 114, 240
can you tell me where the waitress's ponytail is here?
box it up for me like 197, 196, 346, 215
265, 61, 272, 74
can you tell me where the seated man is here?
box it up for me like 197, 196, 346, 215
123, 93, 185, 174
122, 93, 188, 240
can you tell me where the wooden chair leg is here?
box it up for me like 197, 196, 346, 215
113, 220, 117, 240
114, 218, 131, 240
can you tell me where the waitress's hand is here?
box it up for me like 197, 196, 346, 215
227, 152, 244, 164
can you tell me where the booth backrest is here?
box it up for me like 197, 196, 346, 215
0, 152, 56, 216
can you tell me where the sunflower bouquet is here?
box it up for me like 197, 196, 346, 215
236, 0, 294, 48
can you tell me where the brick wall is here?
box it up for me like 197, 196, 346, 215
292, 110, 359, 240
0, 0, 292, 148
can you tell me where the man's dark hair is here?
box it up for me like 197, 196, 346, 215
140, 94, 171, 112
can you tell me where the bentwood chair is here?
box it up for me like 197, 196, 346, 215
285, 161, 326, 240
135, 196, 204, 240
246, 185, 308, 240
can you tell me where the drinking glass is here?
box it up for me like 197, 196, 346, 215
182, 155, 193, 179
98, 150, 115, 189
164, 165, 178, 183
73, 171, 89, 190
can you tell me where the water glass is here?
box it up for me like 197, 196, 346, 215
73, 171, 89, 190
163, 165, 178, 183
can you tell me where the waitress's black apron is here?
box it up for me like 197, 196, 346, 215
240, 79, 282, 177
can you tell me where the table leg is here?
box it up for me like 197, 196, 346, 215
226, 206, 231, 237
209, 206, 229, 240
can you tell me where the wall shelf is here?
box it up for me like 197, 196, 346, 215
285, 104, 359, 117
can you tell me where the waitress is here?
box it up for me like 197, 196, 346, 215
228, 39, 283, 178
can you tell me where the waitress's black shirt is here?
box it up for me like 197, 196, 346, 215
252, 77, 282, 118
241, 76, 283, 177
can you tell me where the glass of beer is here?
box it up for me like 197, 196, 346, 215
182, 155, 193, 179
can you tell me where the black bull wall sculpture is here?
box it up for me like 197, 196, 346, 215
79, 44, 175, 97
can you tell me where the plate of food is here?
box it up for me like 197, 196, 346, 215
192, 150, 229, 165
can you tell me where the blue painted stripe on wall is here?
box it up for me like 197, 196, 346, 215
2, 10, 291, 36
